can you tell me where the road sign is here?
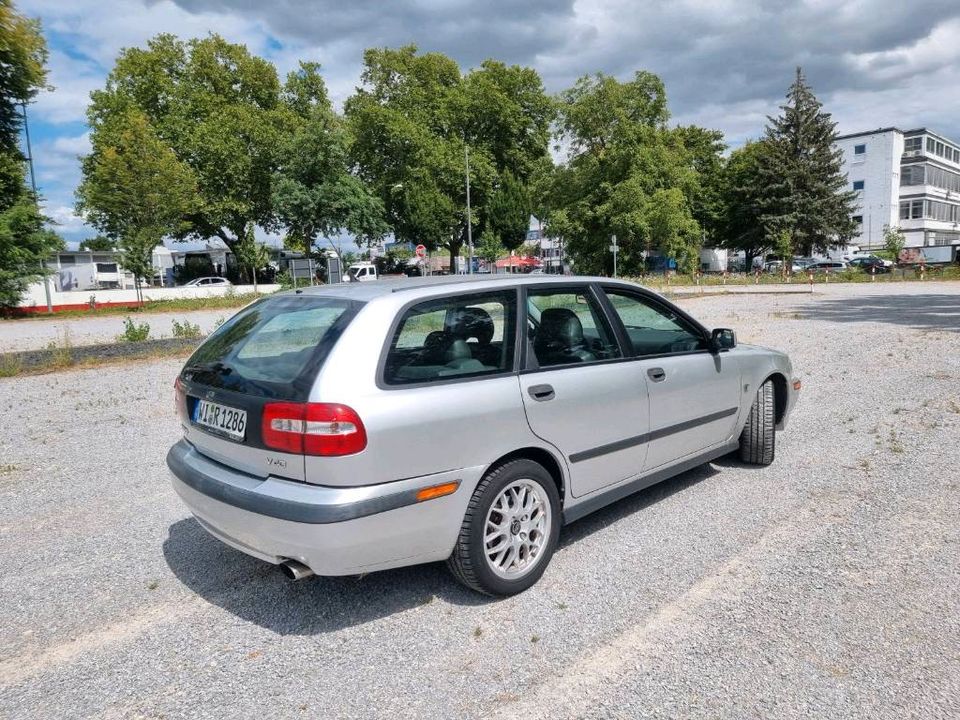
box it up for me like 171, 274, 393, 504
415, 244, 426, 258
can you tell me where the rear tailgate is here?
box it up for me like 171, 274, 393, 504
176, 294, 363, 482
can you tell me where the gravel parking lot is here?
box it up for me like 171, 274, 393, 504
1, 281, 958, 719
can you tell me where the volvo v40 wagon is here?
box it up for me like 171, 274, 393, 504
168, 276, 799, 595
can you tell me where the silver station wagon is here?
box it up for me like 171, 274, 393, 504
168, 276, 799, 595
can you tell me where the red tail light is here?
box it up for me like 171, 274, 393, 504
262, 402, 367, 456
174, 377, 188, 423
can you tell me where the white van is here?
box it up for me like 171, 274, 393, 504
343, 262, 378, 282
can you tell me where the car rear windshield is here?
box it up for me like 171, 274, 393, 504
182, 295, 361, 400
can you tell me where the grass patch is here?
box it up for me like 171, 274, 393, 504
1, 292, 266, 322
0, 342, 195, 379
0, 353, 22, 377
0, 464, 19, 475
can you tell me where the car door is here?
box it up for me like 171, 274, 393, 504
518, 284, 650, 498
599, 286, 742, 471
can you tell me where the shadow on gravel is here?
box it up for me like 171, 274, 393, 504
797, 293, 960, 332
163, 458, 736, 634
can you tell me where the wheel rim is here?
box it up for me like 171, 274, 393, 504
483, 479, 552, 580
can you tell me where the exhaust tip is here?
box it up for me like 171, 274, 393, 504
279, 559, 315, 581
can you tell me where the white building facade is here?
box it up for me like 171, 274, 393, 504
836, 127, 960, 251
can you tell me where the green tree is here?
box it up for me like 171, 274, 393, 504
78, 235, 116, 251
233, 223, 271, 292
0, 0, 49, 156
345, 46, 553, 272
486, 171, 530, 252
759, 68, 858, 256
883, 224, 906, 265
76, 109, 197, 300
272, 63, 389, 260
718, 140, 772, 269
0, 0, 61, 308
475, 229, 503, 265
548, 71, 706, 274
86, 34, 297, 254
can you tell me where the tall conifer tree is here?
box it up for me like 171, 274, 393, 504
760, 68, 857, 256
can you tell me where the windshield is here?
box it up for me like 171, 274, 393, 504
182, 295, 362, 400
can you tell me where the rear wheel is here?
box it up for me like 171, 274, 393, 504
447, 459, 560, 596
739, 379, 776, 465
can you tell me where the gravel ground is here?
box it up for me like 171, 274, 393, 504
0, 281, 958, 719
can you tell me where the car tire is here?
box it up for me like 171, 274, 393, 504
447, 459, 561, 596
739, 379, 776, 465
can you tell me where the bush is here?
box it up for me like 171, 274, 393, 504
171, 318, 202, 339
118, 317, 150, 342
276, 270, 295, 290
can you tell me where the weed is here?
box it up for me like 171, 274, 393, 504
0, 354, 22, 377
473, 626, 483, 638
557, 602, 568, 610
171, 318, 202, 339
146, 580, 159, 590
888, 430, 904, 454
949, 400, 960, 414
118, 317, 150, 343
530, 635, 540, 643
213, 316, 226, 329
46, 328, 74, 368
0, 464, 19, 475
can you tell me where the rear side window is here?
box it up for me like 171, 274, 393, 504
384, 291, 517, 385
183, 295, 361, 400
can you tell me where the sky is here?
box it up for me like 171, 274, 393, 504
18, 0, 960, 245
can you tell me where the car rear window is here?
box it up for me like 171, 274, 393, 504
182, 295, 361, 400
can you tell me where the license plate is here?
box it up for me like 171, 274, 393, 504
192, 399, 247, 441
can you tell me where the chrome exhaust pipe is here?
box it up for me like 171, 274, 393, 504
279, 559, 314, 581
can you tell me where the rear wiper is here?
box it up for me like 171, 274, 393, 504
184, 361, 232, 376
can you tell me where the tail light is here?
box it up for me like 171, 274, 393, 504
174, 377, 188, 423
262, 402, 367, 456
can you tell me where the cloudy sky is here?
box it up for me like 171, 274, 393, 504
19, 0, 960, 242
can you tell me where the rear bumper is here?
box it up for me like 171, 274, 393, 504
167, 440, 482, 576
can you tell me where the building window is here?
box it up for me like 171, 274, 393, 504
852, 215, 863, 224
927, 138, 936, 152
852, 180, 864, 191
853, 144, 866, 155
912, 199, 924, 219
904, 137, 923, 153
899, 203, 910, 220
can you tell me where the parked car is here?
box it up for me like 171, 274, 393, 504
805, 260, 849, 273
168, 276, 800, 595
848, 257, 891, 274
847, 253, 893, 267
183, 277, 232, 287
764, 260, 805, 274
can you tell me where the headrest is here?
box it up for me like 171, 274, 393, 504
447, 306, 495, 345
538, 307, 584, 346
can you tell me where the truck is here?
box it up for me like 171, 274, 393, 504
343, 261, 378, 282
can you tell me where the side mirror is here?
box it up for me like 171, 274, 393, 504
710, 328, 736, 352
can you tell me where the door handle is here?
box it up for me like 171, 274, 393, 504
647, 367, 666, 382
528, 384, 555, 401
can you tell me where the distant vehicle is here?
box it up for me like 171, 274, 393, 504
168, 275, 799, 596
343, 262, 378, 282
793, 257, 816, 268
183, 277, 232, 287
848, 257, 890, 273
805, 260, 849, 273
764, 260, 805, 274
848, 253, 892, 268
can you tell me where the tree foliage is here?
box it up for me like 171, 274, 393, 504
78, 235, 116, 251
345, 46, 552, 272
883, 224, 906, 264
547, 72, 710, 275
0, 0, 61, 308
76, 108, 197, 293
718, 140, 772, 269
84, 34, 298, 252
758, 67, 858, 256
0, 0, 48, 155
272, 62, 389, 257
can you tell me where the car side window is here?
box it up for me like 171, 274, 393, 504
383, 291, 516, 385
603, 289, 707, 356
527, 288, 621, 368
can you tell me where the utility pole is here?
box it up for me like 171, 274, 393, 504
465, 144, 473, 274
609, 235, 619, 278
22, 100, 52, 314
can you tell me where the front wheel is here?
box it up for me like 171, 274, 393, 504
447, 459, 561, 596
739, 379, 776, 465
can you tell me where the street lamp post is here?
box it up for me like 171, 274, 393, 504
21, 100, 52, 313
465, 144, 473, 274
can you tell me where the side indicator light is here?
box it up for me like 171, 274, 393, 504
792, 379, 802, 391
415, 481, 461, 503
